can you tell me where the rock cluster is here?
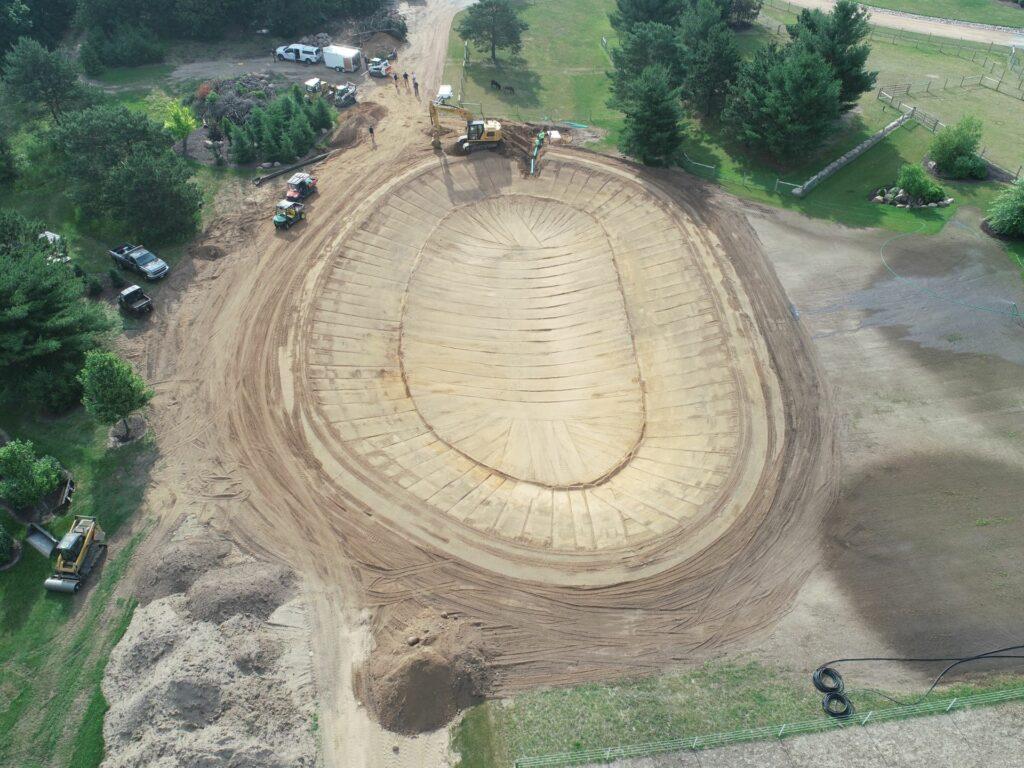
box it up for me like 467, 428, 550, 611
300, 33, 333, 48
871, 187, 954, 209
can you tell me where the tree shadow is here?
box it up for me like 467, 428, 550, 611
462, 59, 543, 110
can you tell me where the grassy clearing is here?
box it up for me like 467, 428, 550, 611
452, 661, 1024, 766
0, 403, 153, 767
856, 0, 1024, 28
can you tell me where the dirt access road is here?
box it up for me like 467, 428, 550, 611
121, 3, 836, 767
782, 0, 1024, 43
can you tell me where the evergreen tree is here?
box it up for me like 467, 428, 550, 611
787, 0, 876, 112
609, 21, 682, 105
2, 37, 83, 123
276, 131, 296, 163
229, 122, 256, 164
456, 0, 529, 62
723, 42, 840, 160
288, 112, 315, 157
618, 65, 685, 166
103, 152, 203, 241
610, 0, 686, 32
310, 97, 334, 132
678, 0, 741, 116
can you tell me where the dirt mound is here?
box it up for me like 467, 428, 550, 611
191, 243, 226, 260
329, 102, 388, 149
134, 534, 231, 605
103, 596, 315, 768
184, 561, 294, 623
360, 611, 490, 733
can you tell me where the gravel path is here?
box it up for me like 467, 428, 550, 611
781, 0, 1024, 44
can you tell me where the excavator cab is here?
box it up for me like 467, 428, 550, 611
460, 119, 502, 153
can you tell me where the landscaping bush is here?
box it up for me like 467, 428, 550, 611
108, 267, 126, 289
896, 164, 944, 204
986, 179, 1024, 238
0, 439, 60, 511
0, 521, 12, 565
930, 116, 987, 179
23, 362, 83, 414
80, 26, 166, 75
86, 276, 104, 296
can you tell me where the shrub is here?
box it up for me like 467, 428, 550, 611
930, 116, 987, 179
108, 268, 126, 289
0, 132, 16, 184
86, 276, 104, 297
0, 439, 60, 510
23, 362, 83, 414
986, 179, 1024, 238
896, 164, 944, 204
0, 521, 12, 565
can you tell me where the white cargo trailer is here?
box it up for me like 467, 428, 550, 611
323, 45, 362, 72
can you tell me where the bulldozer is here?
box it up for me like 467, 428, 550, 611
25, 516, 107, 593
429, 85, 502, 154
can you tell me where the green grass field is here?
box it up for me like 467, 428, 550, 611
452, 661, 1024, 766
0, 406, 154, 767
855, 0, 1024, 28
442, 0, 1013, 234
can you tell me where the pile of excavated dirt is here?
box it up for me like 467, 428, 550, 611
358, 611, 490, 734
329, 103, 388, 149
102, 520, 313, 768
184, 561, 294, 623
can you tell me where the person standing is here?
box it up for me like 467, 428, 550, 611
368, 123, 376, 148
392, 71, 399, 90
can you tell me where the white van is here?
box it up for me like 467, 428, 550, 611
323, 45, 362, 72
275, 44, 322, 64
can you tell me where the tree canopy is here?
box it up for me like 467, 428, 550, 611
787, 0, 876, 112
723, 42, 841, 160
930, 115, 987, 179
2, 37, 83, 123
609, 22, 682, 105
78, 350, 154, 435
0, 217, 114, 399
611, 0, 687, 32
457, 0, 529, 63
986, 179, 1024, 238
678, 0, 741, 116
0, 439, 60, 510
617, 65, 685, 166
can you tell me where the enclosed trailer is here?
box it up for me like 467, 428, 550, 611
323, 45, 362, 72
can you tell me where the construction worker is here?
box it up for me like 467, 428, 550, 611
368, 123, 375, 148
392, 72, 399, 90
402, 71, 409, 89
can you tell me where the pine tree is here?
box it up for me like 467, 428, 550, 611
610, 0, 687, 32
678, 0, 741, 116
618, 65, 685, 166
723, 42, 841, 160
229, 122, 255, 164
609, 21, 682, 106
787, 0, 876, 112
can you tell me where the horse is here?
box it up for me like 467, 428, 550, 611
502, 85, 515, 96
490, 79, 501, 90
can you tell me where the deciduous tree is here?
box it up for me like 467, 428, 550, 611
0, 439, 60, 510
163, 101, 199, 157
930, 115, 987, 179
456, 0, 529, 63
78, 350, 153, 438
104, 152, 203, 241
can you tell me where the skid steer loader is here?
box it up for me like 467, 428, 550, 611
25, 516, 107, 593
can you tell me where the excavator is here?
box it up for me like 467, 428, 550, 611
25, 516, 107, 593
428, 85, 503, 154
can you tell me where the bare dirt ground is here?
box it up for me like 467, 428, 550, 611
111, 16, 837, 766
782, 0, 1024, 42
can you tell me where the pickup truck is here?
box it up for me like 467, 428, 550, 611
118, 285, 153, 316
109, 244, 169, 280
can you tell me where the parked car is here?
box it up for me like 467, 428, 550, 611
109, 244, 169, 280
117, 285, 153, 316
275, 44, 322, 64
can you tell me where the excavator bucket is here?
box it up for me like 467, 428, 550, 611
44, 576, 81, 593
25, 523, 58, 558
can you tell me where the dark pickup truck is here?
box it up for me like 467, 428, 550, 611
109, 244, 169, 280
118, 285, 153, 316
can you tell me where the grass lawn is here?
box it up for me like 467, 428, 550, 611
0, 406, 155, 767
854, 0, 1024, 28
452, 661, 1024, 766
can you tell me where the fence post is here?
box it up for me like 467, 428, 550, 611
944, 77, 948, 89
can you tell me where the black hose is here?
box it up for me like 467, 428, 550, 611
822, 691, 854, 718
812, 644, 1024, 709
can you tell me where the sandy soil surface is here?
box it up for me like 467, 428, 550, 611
112, 46, 835, 768
782, 0, 1024, 42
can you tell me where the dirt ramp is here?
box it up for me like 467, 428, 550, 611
360, 612, 490, 733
